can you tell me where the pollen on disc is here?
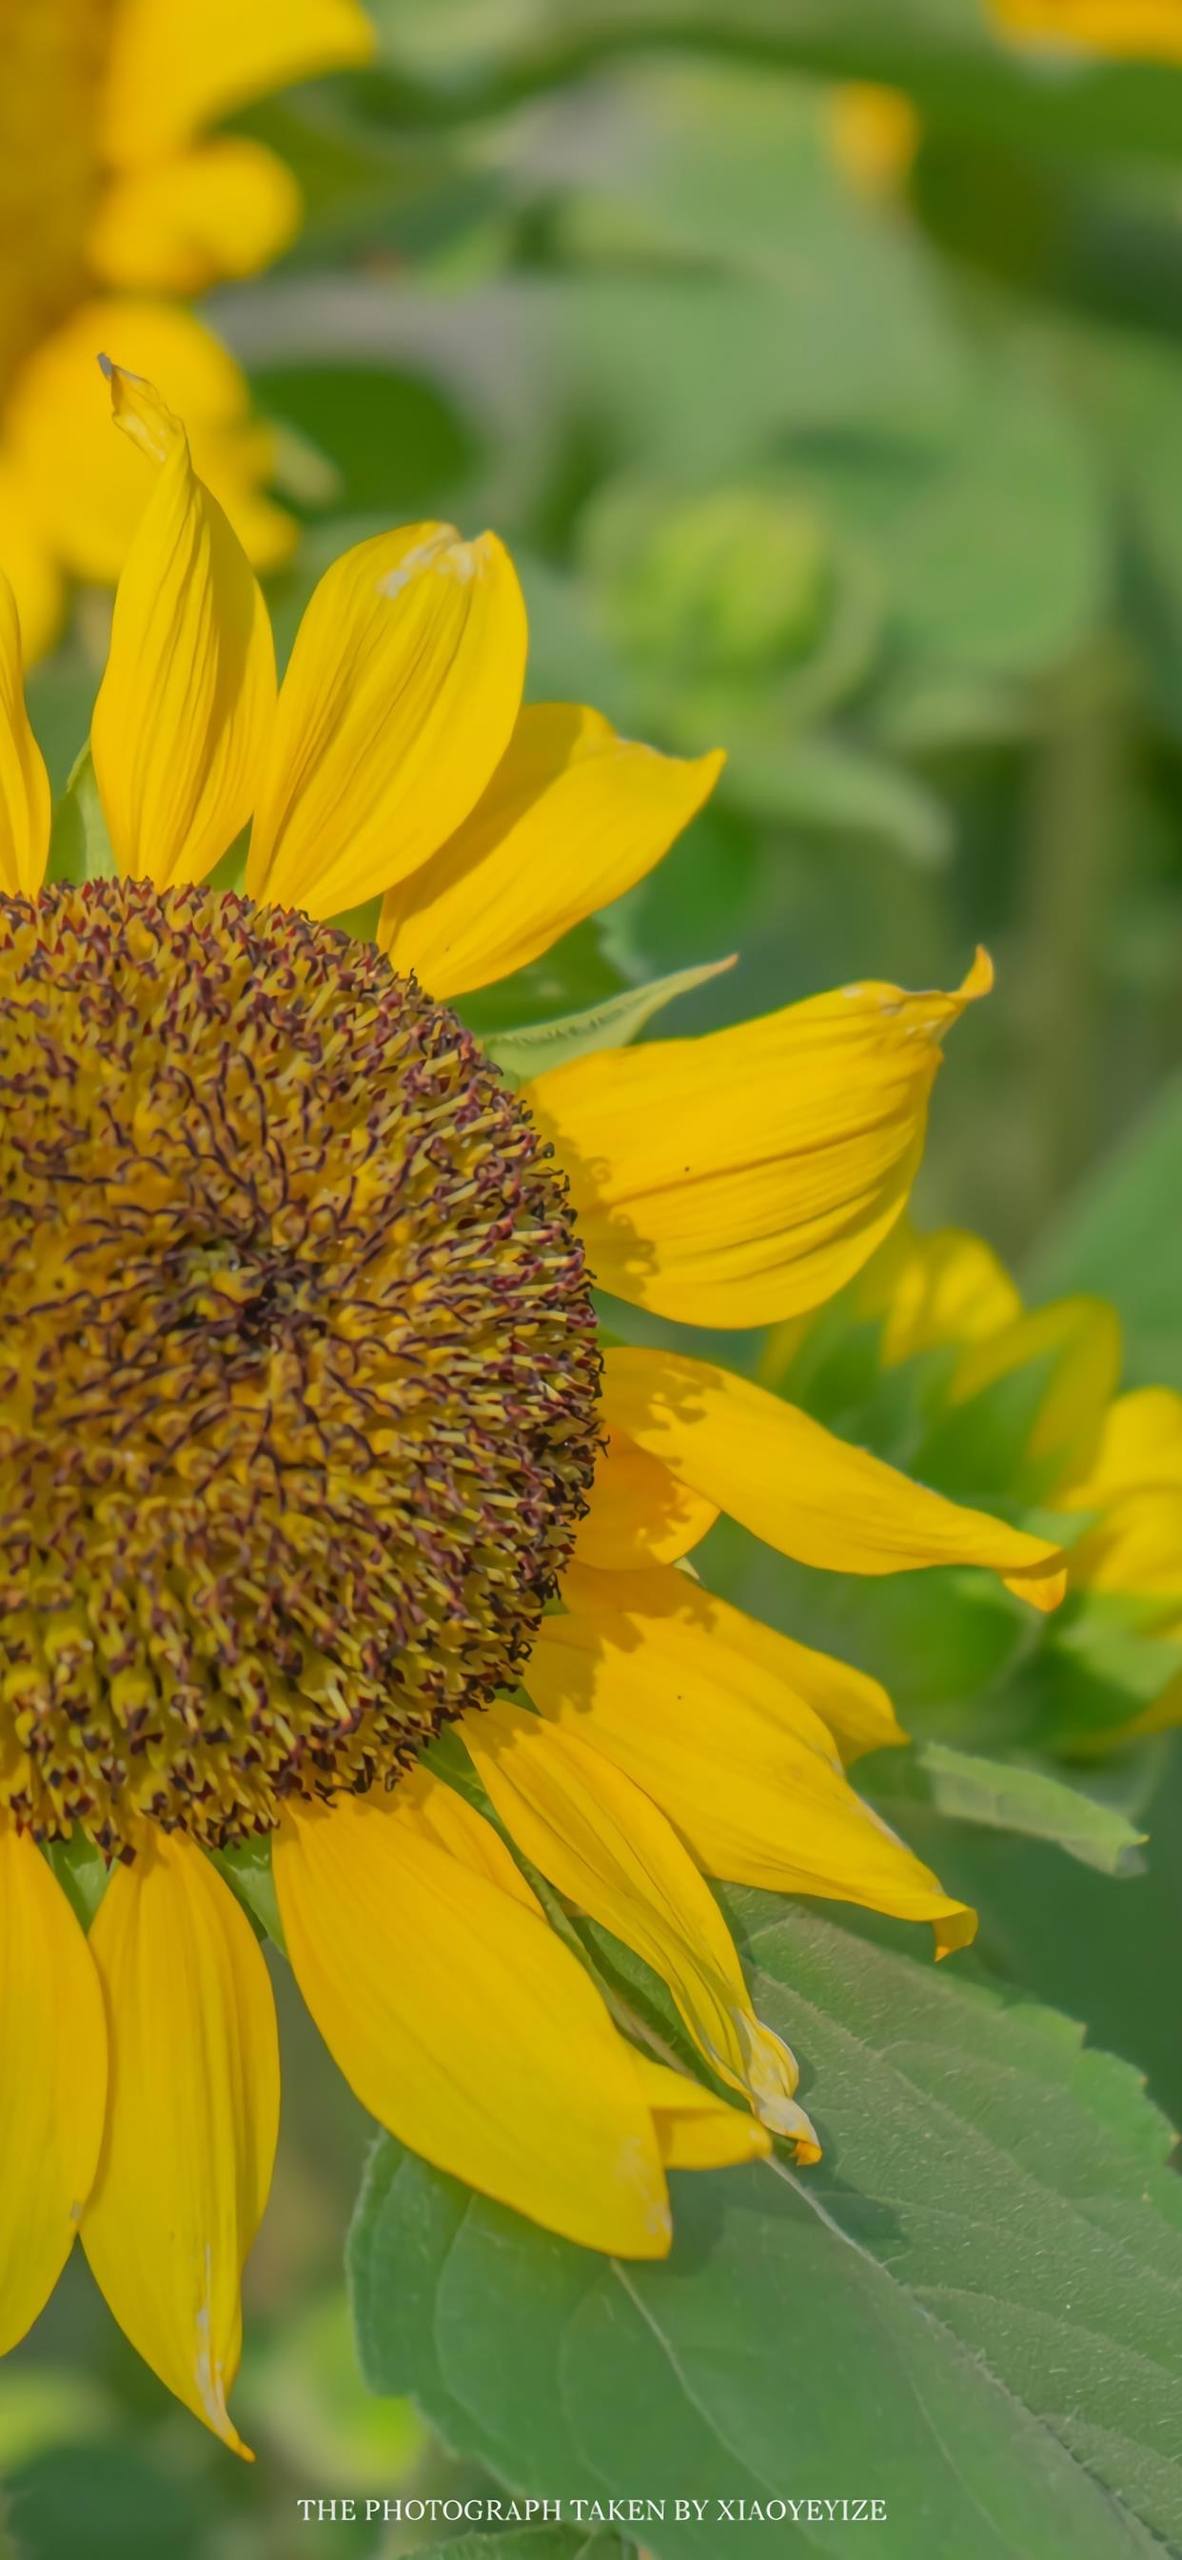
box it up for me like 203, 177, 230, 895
0, 881, 600, 1855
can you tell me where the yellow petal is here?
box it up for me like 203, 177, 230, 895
82, 1835, 279, 2457
0, 572, 50, 894
103, 0, 375, 166
525, 952, 993, 1327
990, 1, 1182, 59
524, 1606, 975, 1954
1065, 1387, 1182, 1508
90, 364, 276, 889
394, 1762, 541, 1912
463, 1701, 811, 2145
90, 142, 302, 294
274, 1794, 671, 2258
602, 1347, 1068, 1612
378, 703, 723, 998
0, 461, 64, 667
945, 1296, 1123, 1499
572, 1426, 720, 1571
0, 1828, 107, 2354
855, 1221, 1023, 1366
563, 1560, 905, 1762
5, 301, 293, 583
1069, 1488, 1182, 1627
635, 2061, 783, 2170
246, 525, 527, 917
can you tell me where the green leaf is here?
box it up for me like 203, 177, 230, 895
1026, 1075, 1182, 1387
47, 747, 114, 886
351, 1893, 1182, 2558
866, 1738, 1147, 1876
483, 958, 735, 1082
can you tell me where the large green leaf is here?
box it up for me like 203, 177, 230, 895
351, 1892, 1181, 2558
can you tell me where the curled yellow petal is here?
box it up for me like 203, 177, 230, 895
379, 702, 723, 998
464, 1701, 812, 2147
524, 1603, 975, 1955
82, 1835, 279, 2457
90, 363, 276, 889
563, 1561, 904, 1763
5, 302, 293, 586
0, 1827, 107, 2354
526, 951, 993, 1328
602, 1346, 1067, 1612
90, 142, 302, 294
635, 2060, 782, 2170
0, 572, 50, 894
246, 524, 527, 918
274, 1794, 671, 2258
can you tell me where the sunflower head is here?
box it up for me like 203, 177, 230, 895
0, 876, 599, 1855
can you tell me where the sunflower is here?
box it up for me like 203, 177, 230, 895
990, 0, 1182, 56
0, 0, 373, 661
764, 1219, 1182, 1749
0, 366, 1067, 2457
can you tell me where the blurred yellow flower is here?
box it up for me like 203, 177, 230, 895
783, 1220, 1182, 1747
829, 83, 921, 199
0, 368, 1066, 2453
992, 0, 1182, 58
0, 0, 374, 660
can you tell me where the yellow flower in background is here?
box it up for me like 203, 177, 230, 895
828, 84, 922, 200
0, 0, 374, 660
991, 0, 1182, 57
778, 1220, 1182, 1747
0, 369, 1066, 2455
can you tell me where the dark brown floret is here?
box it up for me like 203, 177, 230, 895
0, 881, 600, 1853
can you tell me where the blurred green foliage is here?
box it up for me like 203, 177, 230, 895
13, 0, 1182, 2550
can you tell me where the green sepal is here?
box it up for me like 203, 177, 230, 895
46, 747, 114, 886
483, 956, 734, 1083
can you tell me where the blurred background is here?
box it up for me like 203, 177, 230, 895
8, 0, 1182, 2548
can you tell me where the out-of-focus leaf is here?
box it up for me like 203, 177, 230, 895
4, 2441, 227, 2560
727, 734, 951, 867
241, 2289, 425, 2483
484, 957, 735, 1081
1026, 1076, 1182, 1386
351, 1889, 1182, 2557
255, 364, 479, 520
866, 1737, 1147, 1874
25, 658, 99, 795
792, 370, 1108, 685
